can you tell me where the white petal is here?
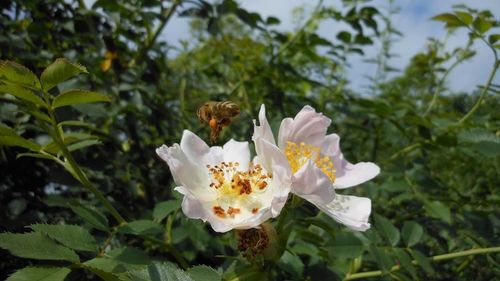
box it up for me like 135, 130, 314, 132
291, 160, 335, 205
180, 194, 207, 220
156, 144, 209, 195
333, 162, 380, 189
253, 104, 276, 145
278, 105, 331, 149
180, 130, 223, 167
254, 137, 291, 181
312, 194, 371, 231
321, 134, 380, 189
223, 139, 250, 171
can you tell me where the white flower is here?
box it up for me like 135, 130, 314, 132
156, 130, 291, 233
253, 105, 380, 231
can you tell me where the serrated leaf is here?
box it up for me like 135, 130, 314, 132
326, 232, 364, 258
118, 220, 163, 235
53, 89, 111, 109
401, 221, 423, 247
81, 263, 122, 281
6, 267, 71, 281
69, 202, 109, 231
0, 232, 79, 262
187, 265, 221, 281
153, 200, 180, 222
410, 249, 435, 275
41, 58, 88, 91
393, 248, 417, 279
30, 224, 98, 252
424, 201, 451, 224
0, 135, 41, 151
127, 262, 194, 281
458, 128, 500, 144
374, 214, 400, 246
0, 83, 46, 106
0, 60, 41, 89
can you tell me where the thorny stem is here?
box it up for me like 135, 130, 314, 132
344, 247, 500, 280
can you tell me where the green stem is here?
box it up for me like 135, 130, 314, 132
383, 143, 421, 163
141, 235, 189, 269
51, 111, 127, 224
458, 60, 499, 124
344, 247, 500, 280
423, 45, 469, 117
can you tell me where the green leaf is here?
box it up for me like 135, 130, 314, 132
431, 13, 463, 27
52, 89, 111, 109
424, 201, 451, 224
153, 200, 180, 222
473, 17, 493, 34
374, 214, 400, 246
0, 135, 41, 151
84, 247, 151, 274
0, 232, 80, 262
40, 58, 88, 91
118, 220, 163, 235
17, 153, 57, 161
30, 224, 98, 252
127, 262, 194, 281
401, 221, 424, 247
489, 34, 500, 45
326, 232, 364, 258
67, 139, 101, 152
369, 245, 394, 274
410, 249, 435, 275
0, 123, 17, 136
454, 11, 473, 25
336, 31, 351, 43
187, 265, 221, 281
0, 60, 41, 89
393, 248, 417, 279
81, 264, 122, 281
0, 83, 46, 106
458, 128, 500, 157
43, 133, 98, 154
6, 267, 71, 281
69, 202, 109, 231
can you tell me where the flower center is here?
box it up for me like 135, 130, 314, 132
284, 141, 336, 182
207, 161, 272, 219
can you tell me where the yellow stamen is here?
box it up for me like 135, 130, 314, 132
284, 141, 336, 182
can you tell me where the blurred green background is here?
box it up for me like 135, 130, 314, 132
1, 0, 499, 280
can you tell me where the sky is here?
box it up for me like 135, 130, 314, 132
162, 0, 500, 94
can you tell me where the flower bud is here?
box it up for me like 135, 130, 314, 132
236, 222, 282, 262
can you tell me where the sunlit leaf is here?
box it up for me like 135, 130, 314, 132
40, 58, 88, 91
52, 89, 111, 109
0, 60, 41, 89
424, 201, 451, 224
0, 83, 46, 106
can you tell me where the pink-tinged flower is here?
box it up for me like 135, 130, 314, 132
156, 130, 291, 233
253, 105, 380, 231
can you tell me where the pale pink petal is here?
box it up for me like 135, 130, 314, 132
291, 160, 335, 205
222, 139, 250, 171
253, 104, 276, 145
278, 105, 331, 149
312, 194, 371, 231
321, 134, 380, 189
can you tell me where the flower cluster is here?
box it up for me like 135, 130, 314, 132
156, 105, 380, 233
